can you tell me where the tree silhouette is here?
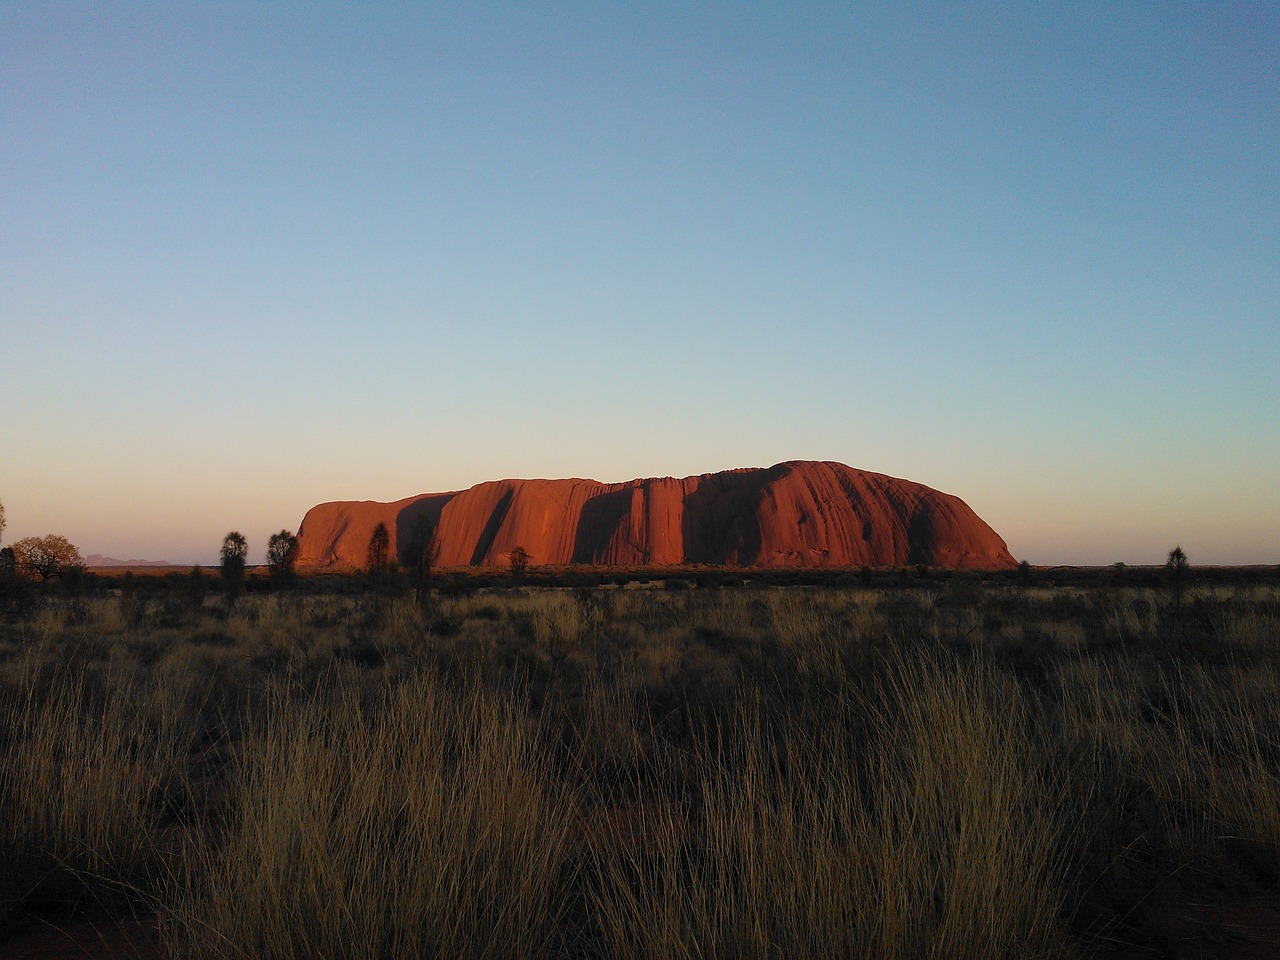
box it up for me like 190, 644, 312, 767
266, 529, 298, 584
12, 535, 83, 582
220, 531, 248, 605
0, 497, 6, 545
404, 515, 436, 604
367, 523, 390, 577
509, 546, 530, 579
1166, 545, 1189, 610
186, 564, 207, 609
221, 531, 248, 563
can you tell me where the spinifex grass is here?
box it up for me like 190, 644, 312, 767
0, 579, 1276, 957
0, 647, 194, 933
167, 672, 575, 960
588, 655, 1071, 960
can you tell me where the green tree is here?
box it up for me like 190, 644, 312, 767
367, 523, 390, 577
1166, 545, 1189, 610
220, 531, 248, 606
12, 534, 83, 582
266, 530, 298, 584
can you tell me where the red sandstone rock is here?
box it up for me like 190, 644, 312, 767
293, 461, 1016, 571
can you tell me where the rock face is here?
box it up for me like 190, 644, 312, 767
294, 461, 1016, 571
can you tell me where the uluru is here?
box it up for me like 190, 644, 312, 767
293, 461, 1016, 571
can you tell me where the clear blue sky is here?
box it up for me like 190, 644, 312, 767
2, 2, 1276, 565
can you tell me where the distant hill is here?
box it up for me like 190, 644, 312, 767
84, 554, 174, 568
295, 460, 1017, 571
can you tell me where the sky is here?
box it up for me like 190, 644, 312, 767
2, 2, 1276, 566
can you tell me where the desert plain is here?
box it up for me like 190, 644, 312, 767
2, 551, 1279, 959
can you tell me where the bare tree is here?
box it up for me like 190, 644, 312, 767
509, 546, 530, 579
367, 522, 390, 577
12, 534, 83, 582
266, 529, 298, 583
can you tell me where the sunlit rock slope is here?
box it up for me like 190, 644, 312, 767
294, 461, 1016, 571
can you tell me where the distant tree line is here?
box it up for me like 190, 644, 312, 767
0, 488, 1262, 611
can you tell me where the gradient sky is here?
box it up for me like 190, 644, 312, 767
2, 2, 1276, 566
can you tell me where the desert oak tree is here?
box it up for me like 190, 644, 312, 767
266, 530, 298, 581
220, 531, 248, 602
404, 514, 436, 603
1167, 545, 1190, 610
367, 523, 390, 576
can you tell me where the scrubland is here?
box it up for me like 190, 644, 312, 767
1, 571, 1278, 958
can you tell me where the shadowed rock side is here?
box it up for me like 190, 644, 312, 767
293, 461, 1017, 571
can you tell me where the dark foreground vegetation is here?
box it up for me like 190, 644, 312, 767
1, 566, 1279, 958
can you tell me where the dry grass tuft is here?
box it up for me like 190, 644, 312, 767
590, 654, 1071, 960
166, 672, 575, 960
